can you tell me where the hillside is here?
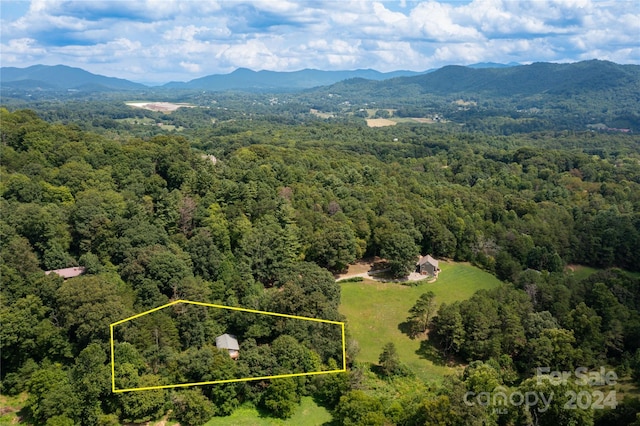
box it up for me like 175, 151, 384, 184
0, 64, 422, 93
316, 60, 640, 132
1, 99, 640, 424
324, 60, 640, 97
163, 68, 422, 91
0, 64, 148, 91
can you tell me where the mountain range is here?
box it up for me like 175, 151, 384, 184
0, 64, 147, 91
162, 68, 424, 90
1, 61, 638, 101
322, 59, 640, 99
0, 63, 522, 92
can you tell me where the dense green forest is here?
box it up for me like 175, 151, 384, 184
1, 100, 640, 425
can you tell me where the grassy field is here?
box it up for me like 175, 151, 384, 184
0, 394, 330, 426
566, 264, 640, 281
566, 264, 600, 281
0, 393, 27, 425
339, 261, 502, 382
204, 397, 332, 426
116, 117, 184, 131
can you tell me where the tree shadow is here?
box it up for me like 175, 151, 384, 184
255, 404, 274, 419
397, 321, 415, 338
369, 364, 384, 377
415, 339, 447, 366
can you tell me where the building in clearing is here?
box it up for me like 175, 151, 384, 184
215, 333, 240, 359
416, 255, 440, 277
44, 266, 86, 279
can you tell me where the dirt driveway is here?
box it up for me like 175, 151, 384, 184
335, 258, 432, 283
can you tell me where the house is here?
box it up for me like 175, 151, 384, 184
44, 266, 86, 279
215, 333, 240, 359
416, 255, 440, 277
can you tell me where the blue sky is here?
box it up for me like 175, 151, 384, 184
1, 0, 638, 84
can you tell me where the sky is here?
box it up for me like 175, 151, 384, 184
1, 0, 639, 85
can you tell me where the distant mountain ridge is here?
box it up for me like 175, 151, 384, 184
1, 61, 635, 97
0, 64, 147, 91
322, 59, 640, 98
1, 62, 519, 92
161, 68, 423, 91
0, 64, 424, 92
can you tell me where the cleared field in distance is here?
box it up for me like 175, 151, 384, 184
339, 261, 503, 381
204, 397, 331, 426
365, 118, 397, 127
125, 101, 195, 112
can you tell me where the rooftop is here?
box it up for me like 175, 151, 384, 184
44, 266, 86, 279
215, 333, 239, 351
417, 255, 438, 267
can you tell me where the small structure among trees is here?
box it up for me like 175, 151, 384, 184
416, 255, 440, 277
44, 266, 86, 279
215, 333, 240, 359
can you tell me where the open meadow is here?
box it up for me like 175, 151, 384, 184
339, 261, 503, 381
204, 397, 332, 426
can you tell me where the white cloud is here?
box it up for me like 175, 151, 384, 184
409, 1, 484, 42
0, 38, 47, 64
0, 0, 638, 83
371, 41, 423, 68
220, 38, 289, 71
180, 61, 201, 73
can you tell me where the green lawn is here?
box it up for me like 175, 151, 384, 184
0, 393, 27, 426
566, 264, 600, 281
204, 397, 332, 426
339, 261, 502, 382
566, 264, 640, 281
625, 270, 640, 279
0, 394, 330, 426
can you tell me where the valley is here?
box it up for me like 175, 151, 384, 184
1, 59, 639, 426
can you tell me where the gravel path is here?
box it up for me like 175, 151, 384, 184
336, 268, 431, 283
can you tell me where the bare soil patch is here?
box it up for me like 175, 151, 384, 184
453, 99, 477, 106
126, 102, 195, 112
336, 257, 433, 283
336, 257, 381, 277
366, 118, 397, 127
310, 108, 334, 119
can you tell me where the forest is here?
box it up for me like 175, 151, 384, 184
1, 92, 640, 425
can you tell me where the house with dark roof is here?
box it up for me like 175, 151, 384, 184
416, 255, 440, 277
215, 333, 240, 359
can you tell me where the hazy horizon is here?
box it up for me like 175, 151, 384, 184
1, 0, 639, 85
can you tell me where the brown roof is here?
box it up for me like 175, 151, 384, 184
417, 255, 438, 268
44, 266, 86, 279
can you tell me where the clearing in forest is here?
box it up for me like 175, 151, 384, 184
366, 118, 397, 127
339, 261, 502, 381
125, 101, 196, 112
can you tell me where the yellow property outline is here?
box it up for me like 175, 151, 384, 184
110, 299, 346, 393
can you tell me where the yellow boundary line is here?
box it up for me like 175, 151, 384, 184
110, 299, 347, 393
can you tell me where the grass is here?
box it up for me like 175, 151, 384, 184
204, 397, 332, 426
0, 393, 330, 426
624, 270, 640, 279
613, 377, 640, 402
116, 117, 184, 131
566, 264, 640, 281
566, 264, 600, 281
0, 393, 27, 425
339, 261, 502, 382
